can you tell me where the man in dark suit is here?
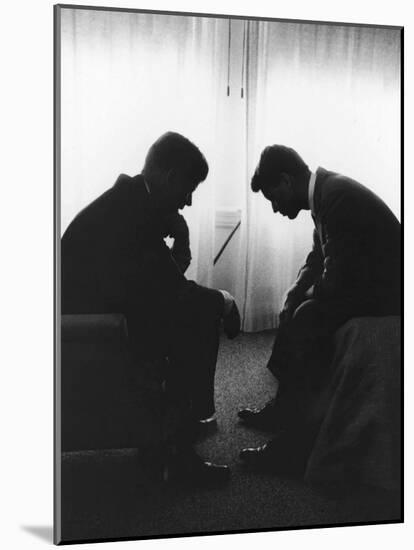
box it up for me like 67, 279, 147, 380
238, 145, 401, 472
62, 131, 240, 484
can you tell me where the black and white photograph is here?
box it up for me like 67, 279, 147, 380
54, 2, 402, 545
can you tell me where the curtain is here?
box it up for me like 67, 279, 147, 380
60, 9, 228, 286
60, 12, 401, 328
236, 21, 401, 331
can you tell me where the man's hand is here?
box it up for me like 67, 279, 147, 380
220, 290, 241, 339
163, 212, 190, 241
163, 213, 191, 273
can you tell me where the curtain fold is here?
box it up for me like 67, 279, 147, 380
236, 21, 401, 332
61, 9, 228, 287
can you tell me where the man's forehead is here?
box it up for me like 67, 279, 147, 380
261, 183, 275, 199
261, 173, 279, 189
256, 163, 277, 183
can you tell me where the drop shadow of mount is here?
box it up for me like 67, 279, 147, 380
21, 525, 53, 544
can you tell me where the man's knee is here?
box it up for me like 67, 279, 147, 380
290, 299, 325, 344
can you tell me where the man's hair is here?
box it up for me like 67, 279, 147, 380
144, 131, 209, 183
251, 145, 309, 193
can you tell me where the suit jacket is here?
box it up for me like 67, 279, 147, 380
61, 174, 224, 345
293, 167, 401, 316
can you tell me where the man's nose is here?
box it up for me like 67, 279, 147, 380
185, 194, 192, 207
272, 200, 279, 213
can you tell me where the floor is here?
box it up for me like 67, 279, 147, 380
60, 330, 401, 543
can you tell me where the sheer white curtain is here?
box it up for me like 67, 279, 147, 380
236, 21, 401, 331
60, 9, 228, 286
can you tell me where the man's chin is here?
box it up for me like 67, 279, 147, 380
278, 209, 297, 219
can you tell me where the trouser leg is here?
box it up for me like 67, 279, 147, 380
185, 318, 220, 420
261, 300, 337, 463
126, 305, 219, 423
288, 299, 356, 386
286, 300, 332, 387
266, 319, 296, 381
125, 307, 222, 477
275, 299, 354, 436
159, 295, 222, 452
266, 290, 313, 382
167, 312, 221, 422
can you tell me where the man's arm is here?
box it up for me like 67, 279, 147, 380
290, 228, 324, 295
140, 216, 241, 338
279, 229, 324, 323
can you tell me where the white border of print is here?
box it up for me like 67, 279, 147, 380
1, 0, 411, 549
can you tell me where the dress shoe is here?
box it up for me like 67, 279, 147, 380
165, 448, 230, 486
198, 413, 217, 424
238, 397, 280, 431
197, 415, 218, 439
239, 442, 279, 469
239, 437, 306, 474
182, 415, 218, 442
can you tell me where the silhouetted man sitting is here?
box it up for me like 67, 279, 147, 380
62, 131, 240, 485
238, 145, 400, 474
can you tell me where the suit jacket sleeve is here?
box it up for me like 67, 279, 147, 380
132, 217, 224, 320
313, 192, 370, 303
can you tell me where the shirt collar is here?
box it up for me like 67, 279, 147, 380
308, 170, 317, 215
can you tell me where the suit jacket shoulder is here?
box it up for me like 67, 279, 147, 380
313, 167, 399, 235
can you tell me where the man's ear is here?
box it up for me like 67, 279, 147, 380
166, 168, 184, 188
165, 168, 175, 185
280, 172, 290, 186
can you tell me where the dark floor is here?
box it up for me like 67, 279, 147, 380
60, 330, 401, 543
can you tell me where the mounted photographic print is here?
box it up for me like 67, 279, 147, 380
54, 3, 403, 544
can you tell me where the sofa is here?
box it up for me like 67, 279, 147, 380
60, 314, 167, 452
305, 316, 401, 492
